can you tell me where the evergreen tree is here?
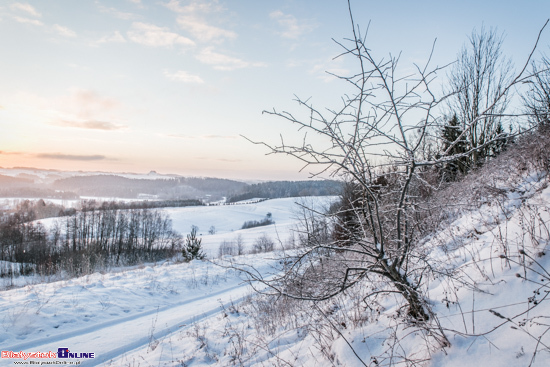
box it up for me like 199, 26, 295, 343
183, 225, 205, 261
440, 114, 469, 180
488, 121, 509, 158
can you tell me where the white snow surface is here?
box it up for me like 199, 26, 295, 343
0, 197, 334, 366
167, 197, 335, 257
1, 176, 550, 366
0, 258, 276, 365
34, 197, 336, 258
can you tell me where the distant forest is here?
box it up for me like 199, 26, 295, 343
227, 180, 342, 203
0, 171, 341, 203
0, 175, 78, 199
52, 175, 248, 200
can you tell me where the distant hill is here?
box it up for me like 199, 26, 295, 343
227, 180, 342, 203
0, 174, 32, 187
52, 175, 248, 200
0, 167, 341, 202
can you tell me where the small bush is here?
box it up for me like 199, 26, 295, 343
241, 213, 274, 229
218, 235, 246, 257
251, 234, 274, 254
218, 240, 236, 257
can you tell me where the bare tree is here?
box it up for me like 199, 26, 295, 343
240, 1, 547, 329
444, 27, 513, 168
524, 55, 550, 127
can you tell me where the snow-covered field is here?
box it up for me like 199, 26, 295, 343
167, 196, 335, 257
31, 196, 336, 259
0, 257, 278, 366
1, 174, 549, 366
0, 197, 333, 366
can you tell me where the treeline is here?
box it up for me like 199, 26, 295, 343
2, 198, 204, 224
79, 199, 204, 211
227, 180, 341, 203
52, 175, 247, 200
0, 186, 79, 200
0, 174, 79, 199
0, 208, 182, 278
241, 213, 274, 229
0, 172, 342, 203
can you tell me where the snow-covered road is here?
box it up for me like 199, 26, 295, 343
4, 280, 252, 366
0, 257, 279, 366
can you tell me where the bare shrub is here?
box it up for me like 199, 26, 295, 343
218, 240, 236, 257
251, 234, 274, 254
235, 234, 245, 256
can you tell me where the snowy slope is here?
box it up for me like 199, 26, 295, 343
34, 196, 336, 258
167, 197, 334, 256
319, 173, 550, 366
102, 172, 550, 367
0, 257, 279, 366
1, 173, 549, 366
0, 197, 333, 366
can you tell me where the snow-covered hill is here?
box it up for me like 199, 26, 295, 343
1, 169, 549, 366
0, 197, 332, 365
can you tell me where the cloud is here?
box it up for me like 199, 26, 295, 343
49, 89, 124, 126
196, 47, 265, 71
13, 15, 43, 26
164, 70, 204, 84
52, 24, 77, 37
177, 15, 236, 43
269, 10, 316, 39
0, 150, 108, 161
94, 31, 126, 45
55, 120, 127, 131
10, 3, 41, 17
166, 133, 193, 139
202, 135, 238, 139
164, 0, 223, 14
11, 12, 78, 39
165, 0, 235, 44
96, 3, 137, 20
36, 153, 107, 161
163, 0, 185, 13
313, 65, 350, 83
127, 22, 195, 47
70, 89, 120, 113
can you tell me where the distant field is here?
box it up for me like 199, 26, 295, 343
31, 196, 337, 258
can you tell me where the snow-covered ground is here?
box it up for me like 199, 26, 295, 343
0, 197, 334, 366
1, 173, 549, 366
167, 196, 335, 257
0, 257, 278, 366
32, 196, 336, 258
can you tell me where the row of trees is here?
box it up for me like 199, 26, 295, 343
241, 212, 274, 229
227, 180, 341, 203
0, 208, 185, 277
52, 175, 248, 200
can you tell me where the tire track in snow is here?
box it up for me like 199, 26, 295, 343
3, 282, 251, 365
83, 291, 251, 366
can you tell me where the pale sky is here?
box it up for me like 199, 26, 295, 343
0, 0, 548, 180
